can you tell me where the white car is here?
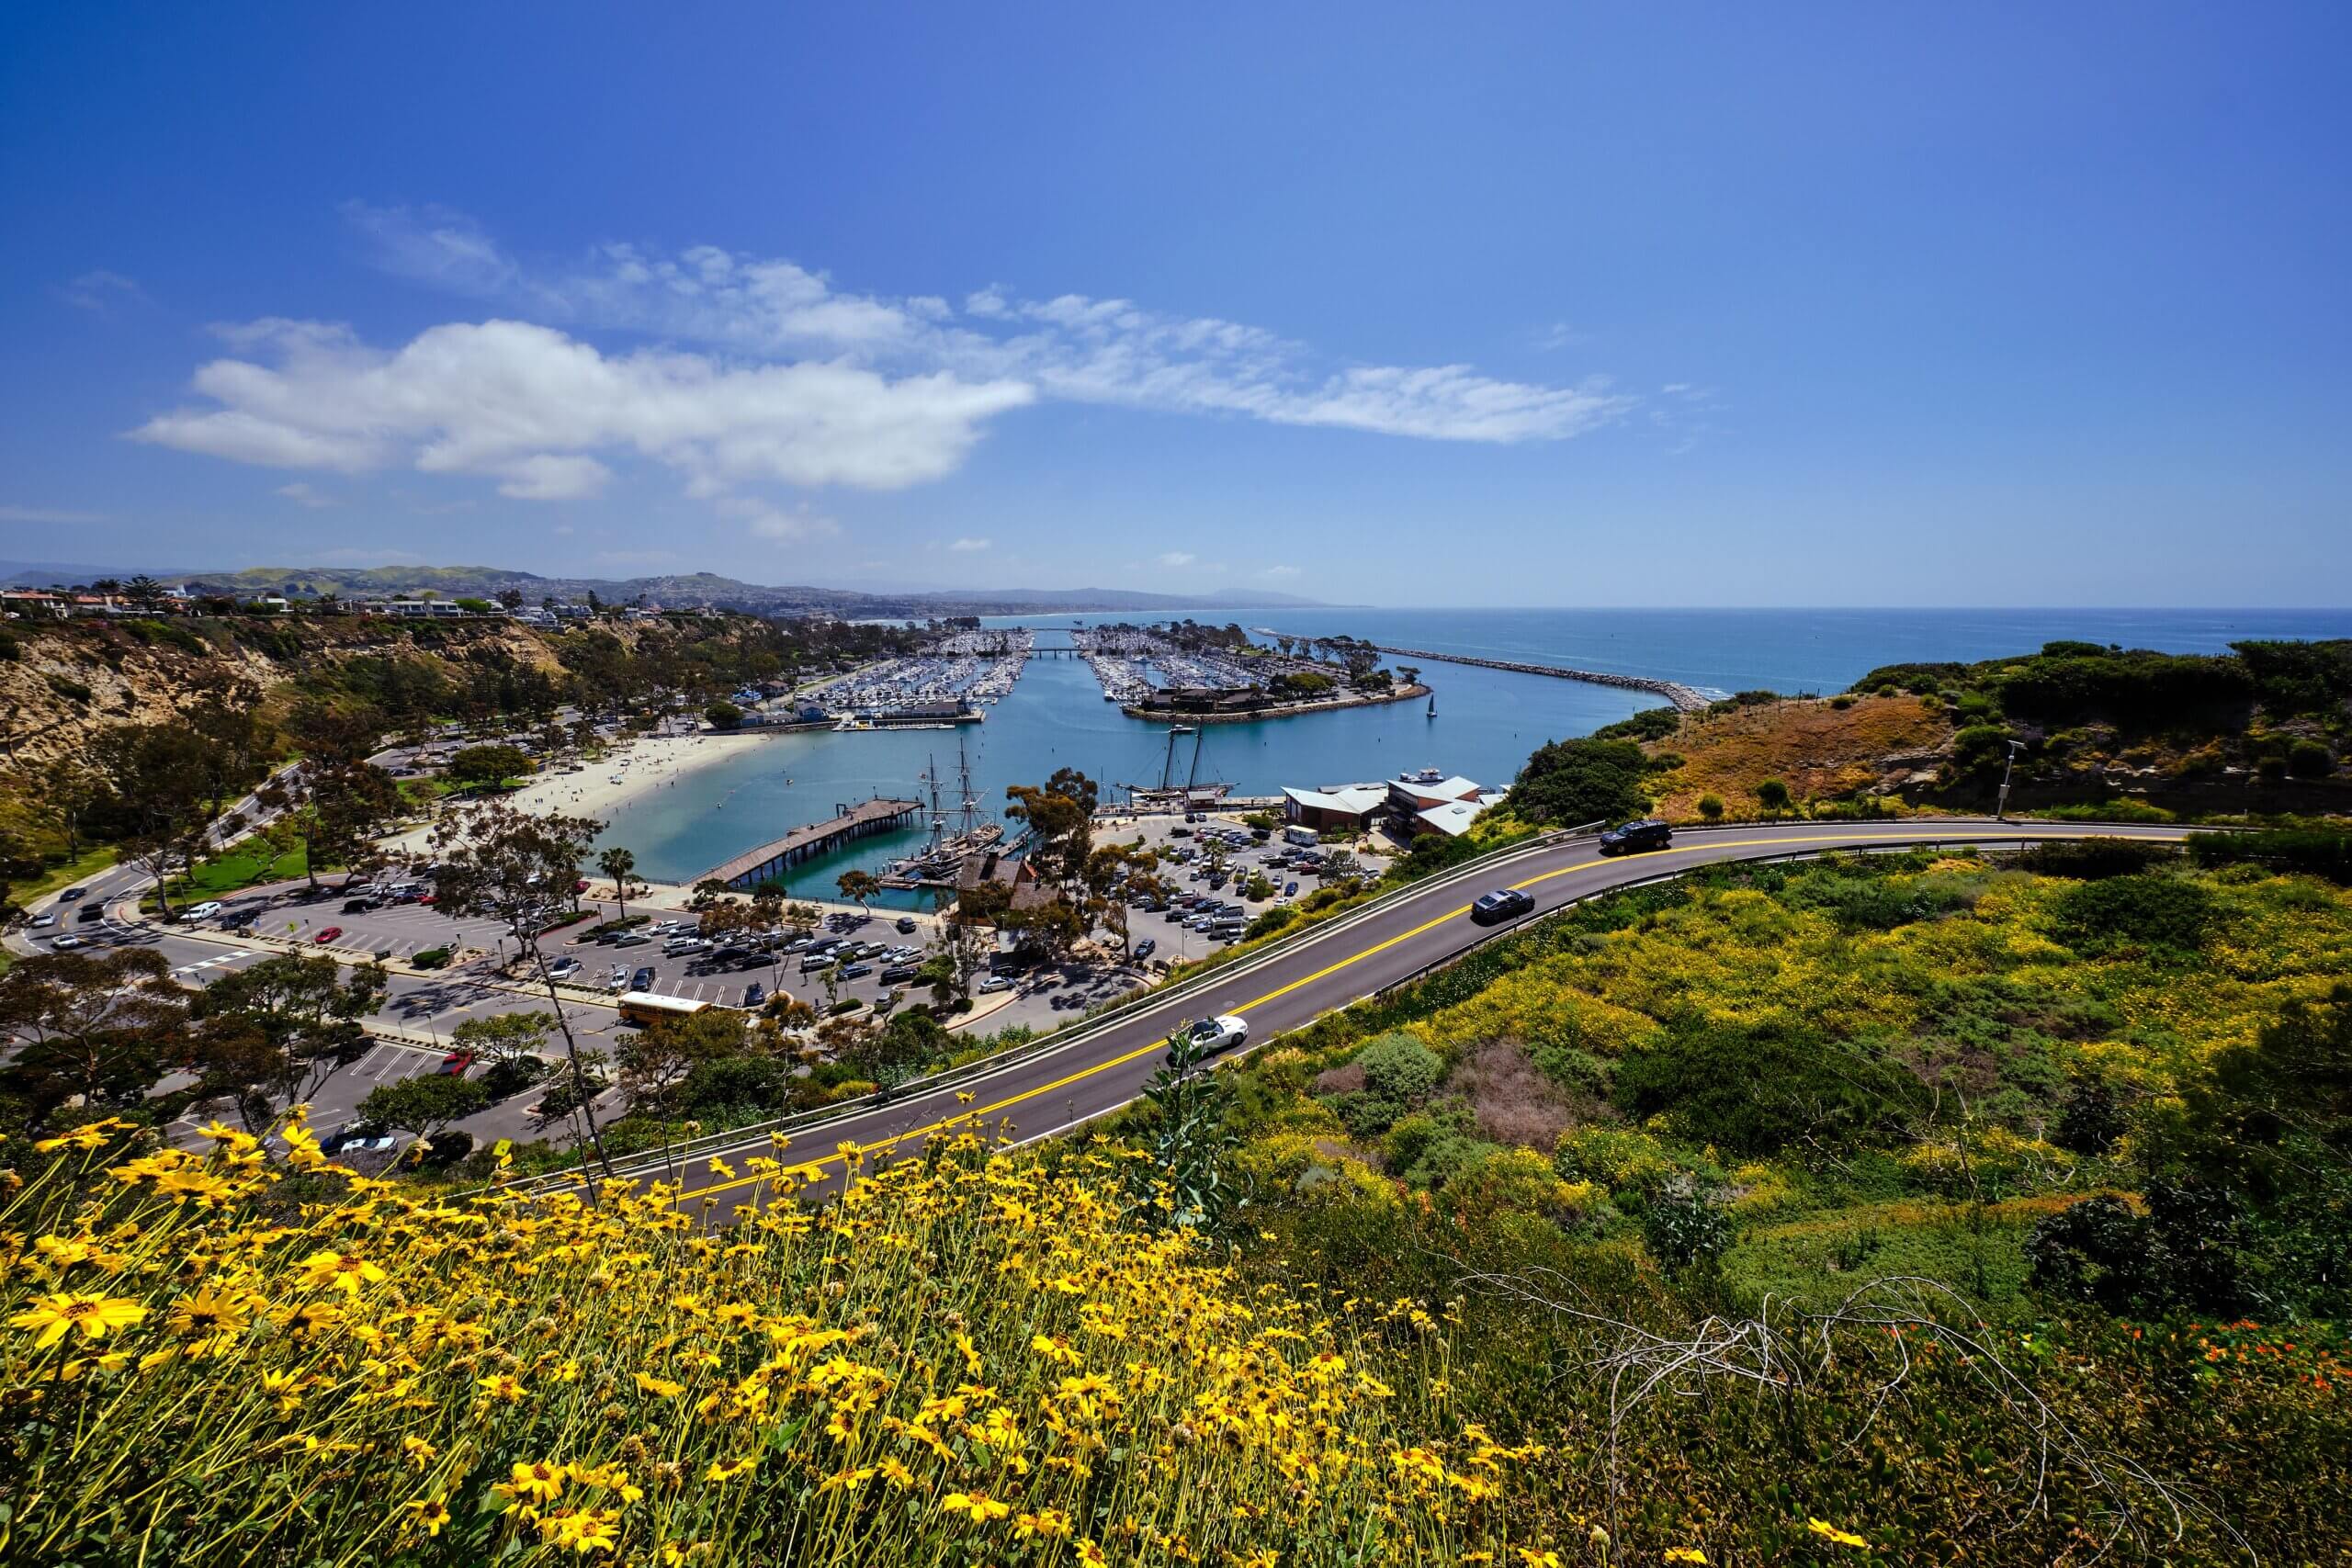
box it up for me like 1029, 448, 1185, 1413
977, 976, 1015, 994
185, 901, 223, 919
52, 933, 85, 950
1186, 1014, 1249, 1055
29, 912, 55, 928
546, 957, 582, 979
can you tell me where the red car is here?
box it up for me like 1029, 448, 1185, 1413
419, 894, 437, 906
315, 926, 344, 943
437, 1051, 474, 1076
574, 878, 590, 893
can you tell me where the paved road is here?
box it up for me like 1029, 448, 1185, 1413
647, 818, 2195, 1216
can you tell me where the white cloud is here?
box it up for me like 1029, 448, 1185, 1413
1534, 321, 1583, 351
1157, 551, 1195, 569
135, 207, 1650, 543
58, 270, 147, 313
131, 317, 1032, 522
341, 207, 1639, 446
275, 481, 337, 508
716, 495, 839, 543
340, 201, 517, 295
0, 504, 107, 524
948, 536, 991, 552
1261, 564, 1300, 579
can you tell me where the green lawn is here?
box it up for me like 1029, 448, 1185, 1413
6, 843, 119, 906
169, 839, 311, 898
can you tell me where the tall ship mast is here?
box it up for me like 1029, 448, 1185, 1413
1121, 723, 1233, 813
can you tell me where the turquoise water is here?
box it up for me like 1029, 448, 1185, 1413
599, 605, 2352, 896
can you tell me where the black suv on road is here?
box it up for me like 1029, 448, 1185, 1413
1469, 888, 1535, 925
1599, 818, 1673, 855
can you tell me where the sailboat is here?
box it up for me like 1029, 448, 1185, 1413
1427, 694, 1436, 718
1122, 724, 1232, 813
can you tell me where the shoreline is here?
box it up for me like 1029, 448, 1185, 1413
385, 728, 785, 854
1120, 682, 1430, 725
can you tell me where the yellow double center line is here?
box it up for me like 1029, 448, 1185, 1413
674, 827, 2184, 1203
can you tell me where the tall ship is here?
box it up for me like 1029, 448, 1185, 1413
879, 739, 1004, 888
1122, 724, 1233, 814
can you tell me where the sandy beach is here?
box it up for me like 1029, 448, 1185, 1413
384, 728, 782, 856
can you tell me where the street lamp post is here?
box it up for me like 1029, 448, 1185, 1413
1996, 740, 2026, 822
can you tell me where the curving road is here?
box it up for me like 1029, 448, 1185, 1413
646, 818, 2194, 1215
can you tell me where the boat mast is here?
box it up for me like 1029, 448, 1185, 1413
1186, 725, 1206, 791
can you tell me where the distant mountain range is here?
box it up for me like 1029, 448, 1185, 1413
0, 561, 1327, 618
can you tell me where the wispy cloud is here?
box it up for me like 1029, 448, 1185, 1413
0, 503, 108, 524
275, 481, 337, 508
1156, 551, 1195, 569
1261, 564, 1300, 580
948, 536, 991, 552
1533, 321, 1584, 351
130, 204, 1645, 549
58, 270, 148, 314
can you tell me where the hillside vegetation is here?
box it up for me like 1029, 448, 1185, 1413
1177, 845, 2352, 1560
1504, 639, 2352, 826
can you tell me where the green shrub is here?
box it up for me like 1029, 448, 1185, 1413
1642, 1190, 1733, 1271
410, 946, 453, 969
2191, 828, 2352, 884
1754, 777, 1791, 812
1696, 793, 1724, 821
2289, 739, 2335, 778
1591, 706, 1682, 742
2052, 874, 2214, 954
0, 631, 20, 661
2015, 837, 2176, 880
45, 673, 93, 704
1826, 694, 1853, 710
1613, 1017, 1915, 1156
1357, 1032, 1444, 1103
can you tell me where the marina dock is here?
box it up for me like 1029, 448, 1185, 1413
698, 797, 924, 889
1364, 645, 1712, 712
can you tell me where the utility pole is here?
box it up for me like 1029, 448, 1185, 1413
1996, 740, 2025, 822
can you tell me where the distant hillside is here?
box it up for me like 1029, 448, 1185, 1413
136, 565, 1325, 619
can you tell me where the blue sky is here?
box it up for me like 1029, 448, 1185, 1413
2, 4, 2346, 605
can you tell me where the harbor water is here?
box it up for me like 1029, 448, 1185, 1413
597, 605, 2352, 899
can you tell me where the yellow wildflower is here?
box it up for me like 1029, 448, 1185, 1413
404, 1497, 452, 1537
943, 1490, 1012, 1524
10, 1292, 147, 1349
1808, 1519, 1869, 1550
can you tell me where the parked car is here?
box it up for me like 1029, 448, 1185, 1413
315, 926, 345, 944
186, 901, 223, 919
342, 898, 377, 914
977, 976, 1014, 994
880, 964, 919, 983
742, 982, 765, 1009
1599, 818, 1673, 856
839, 964, 873, 980
437, 1051, 474, 1077
896, 916, 919, 933
546, 956, 582, 980
1469, 888, 1535, 926
630, 966, 656, 990
1133, 938, 1157, 960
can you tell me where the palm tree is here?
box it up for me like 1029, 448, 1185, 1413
597, 846, 639, 919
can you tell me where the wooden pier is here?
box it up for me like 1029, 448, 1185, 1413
698, 797, 923, 890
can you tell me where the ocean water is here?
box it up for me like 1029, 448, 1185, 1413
597, 606, 2352, 897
